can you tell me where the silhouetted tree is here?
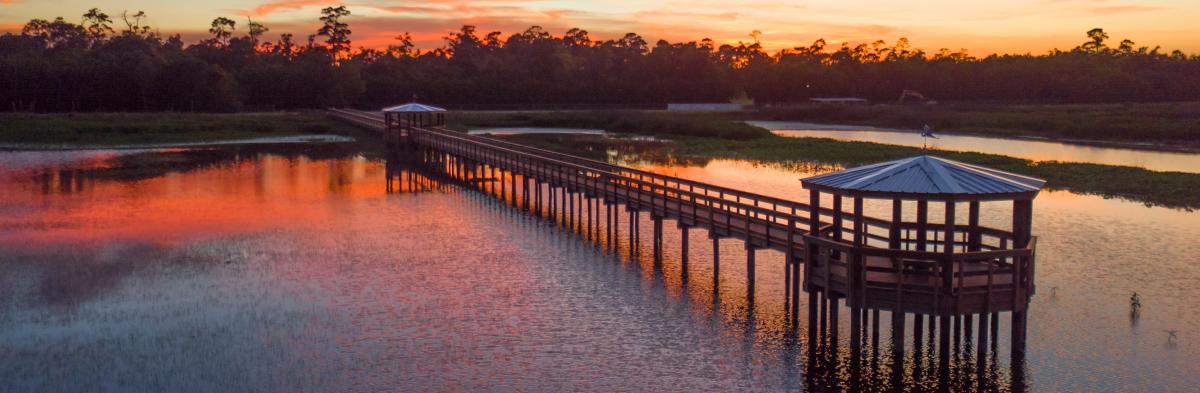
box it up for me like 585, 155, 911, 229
2, 7, 1198, 113
120, 11, 151, 37
247, 18, 269, 46
317, 6, 351, 57
208, 17, 235, 46
81, 8, 113, 45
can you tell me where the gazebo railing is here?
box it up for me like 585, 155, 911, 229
803, 230, 1036, 314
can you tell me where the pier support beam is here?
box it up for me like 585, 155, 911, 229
523, 177, 530, 211
576, 192, 583, 235
829, 296, 840, 352
679, 223, 690, 281
872, 308, 880, 353
627, 207, 638, 258
567, 189, 575, 231
939, 315, 951, 386
977, 312, 990, 375
585, 197, 595, 240
746, 245, 757, 304
711, 233, 721, 290
602, 201, 610, 249
791, 250, 802, 326
548, 186, 556, 223
652, 215, 664, 263
610, 202, 619, 252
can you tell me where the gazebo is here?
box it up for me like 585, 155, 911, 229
798, 155, 1044, 360
382, 102, 447, 130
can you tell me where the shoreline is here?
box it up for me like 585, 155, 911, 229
502, 132, 1200, 210
746, 120, 1200, 154
0, 134, 357, 151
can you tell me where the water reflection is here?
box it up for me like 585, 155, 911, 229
406, 148, 1035, 392
754, 121, 1200, 174
3, 147, 1198, 391
623, 157, 1200, 392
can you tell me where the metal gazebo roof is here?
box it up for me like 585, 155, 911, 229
382, 102, 447, 113
801, 155, 1045, 200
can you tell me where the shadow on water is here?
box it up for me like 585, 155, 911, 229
21, 143, 372, 195
0, 243, 240, 308
5, 144, 371, 307
391, 149, 1029, 392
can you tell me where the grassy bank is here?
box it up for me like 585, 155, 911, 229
466, 110, 1199, 209
751, 102, 1200, 147
447, 110, 770, 140
674, 135, 1200, 209
0, 112, 365, 146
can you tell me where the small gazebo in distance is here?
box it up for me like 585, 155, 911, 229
799, 155, 1045, 359
382, 102, 447, 150
382, 102, 447, 128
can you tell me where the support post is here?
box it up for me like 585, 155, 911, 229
585, 195, 595, 239
746, 245, 756, 304
917, 200, 929, 251
850, 196, 865, 362
680, 223, 690, 281
711, 233, 721, 290
939, 200, 956, 385
652, 215, 664, 264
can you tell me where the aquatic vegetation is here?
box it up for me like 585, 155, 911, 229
0, 112, 366, 146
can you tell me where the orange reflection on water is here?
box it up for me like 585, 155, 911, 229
0, 155, 388, 248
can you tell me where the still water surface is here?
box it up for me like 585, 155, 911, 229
622, 158, 1200, 392
753, 121, 1200, 174
1, 146, 1198, 392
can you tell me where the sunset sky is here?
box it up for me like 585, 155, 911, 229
2, 0, 1197, 54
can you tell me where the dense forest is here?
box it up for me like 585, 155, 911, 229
2, 6, 1199, 112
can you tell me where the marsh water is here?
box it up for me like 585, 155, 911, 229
753, 121, 1200, 174
1, 144, 1198, 392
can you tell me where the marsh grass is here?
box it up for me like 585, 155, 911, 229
752, 102, 1200, 145
0, 112, 364, 146
498, 131, 1200, 210
461, 109, 1199, 209
448, 110, 770, 140
676, 135, 1200, 209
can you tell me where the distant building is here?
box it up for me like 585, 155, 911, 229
809, 97, 869, 105
666, 103, 748, 112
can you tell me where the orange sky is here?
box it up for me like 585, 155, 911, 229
2, 0, 1197, 54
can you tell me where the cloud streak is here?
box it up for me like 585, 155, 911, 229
1086, 5, 1164, 15
237, 0, 341, 17
1, 0, 1196, 54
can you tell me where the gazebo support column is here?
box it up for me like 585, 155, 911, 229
850, 196, 865, 360
889, 199, 902, 249
969, 201, 981, 251
939, 200, 956, 384
1011, 198, 1033, 364
806, 189, 820, 353
917, 200, 929, 251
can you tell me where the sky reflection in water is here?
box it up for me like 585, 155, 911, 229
0, 148, 1197, 392
755, 121, 1200, 174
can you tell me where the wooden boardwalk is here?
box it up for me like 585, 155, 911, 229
329, 109, 1036, 320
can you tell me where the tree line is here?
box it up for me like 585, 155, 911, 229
2, 7, 1198, 112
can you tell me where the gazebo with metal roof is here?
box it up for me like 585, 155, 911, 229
801, 155, 1044, 253
382, 102, 447, 131
798, 155, 1045, 362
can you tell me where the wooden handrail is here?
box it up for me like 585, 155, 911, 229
331, 108, 1025, 255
